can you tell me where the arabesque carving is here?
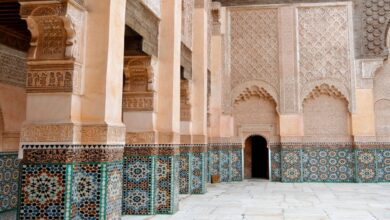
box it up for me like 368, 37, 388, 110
20, 1, 86, 94
298, 6, 353, 108
229, 8, 279, 91
182, 0, 194, 48
234, 85, 275, 105
123, 55, 155, 111
181, 79, 191, 121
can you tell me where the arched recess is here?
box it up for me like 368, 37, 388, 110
244, 135, 269, 179
231, 80, 279, 111
300, 79, 352, 113
232, 85, 280, 139
303, 84, 352, 142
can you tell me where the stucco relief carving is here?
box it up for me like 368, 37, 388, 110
21, 124, 125, 144
232, 94, 279, 138
298, 5, 354, 112
229, 8, 279, 91
231, 81, 279, 110
0, 44, 27, 87
126, 132, 155, 144
303, 84, 352, 142
362, 0, 390, 57
123, 56, 155, 111
181, 79, 192, 121
182, 0, 194, 49
20, 1, 86, 94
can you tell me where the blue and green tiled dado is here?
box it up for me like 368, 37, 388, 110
270, 142, 390, 183
0, 152, 19, 214
207, 143, 243, 183
17, 144, 124, 220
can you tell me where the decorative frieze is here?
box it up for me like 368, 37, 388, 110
20, 123, 125, 144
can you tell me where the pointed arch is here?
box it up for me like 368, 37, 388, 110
302, 83, 352, 142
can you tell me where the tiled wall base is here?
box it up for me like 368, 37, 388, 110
18, 161, 123, 219
208, 144, 243, 183
179, 145, 207, 195
122, 145, 180, 215
0, 152, 19, 214
271, 143, 390, 183
18, 144, 124, 219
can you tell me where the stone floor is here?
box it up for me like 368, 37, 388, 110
124, 179, 390, 220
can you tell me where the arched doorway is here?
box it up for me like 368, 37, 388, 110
244, 135, 269, 179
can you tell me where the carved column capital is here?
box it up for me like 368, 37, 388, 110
20, 0, 86, 94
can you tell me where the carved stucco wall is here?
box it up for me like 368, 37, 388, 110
216, 0, 390, 59
232, 94, 279, 141
225, 3, 355, 114
298, 5, 355, 112
228, 8, 279, 103
0, 44, 26, 88
182, 0, 194, 49
303, 85, 352, 142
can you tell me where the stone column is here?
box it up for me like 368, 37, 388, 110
18, 0, 126, 219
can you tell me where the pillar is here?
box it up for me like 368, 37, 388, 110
18, 0, 126, 219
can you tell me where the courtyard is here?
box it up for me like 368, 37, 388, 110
125, 180, 390, 220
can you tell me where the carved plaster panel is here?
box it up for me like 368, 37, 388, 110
0, 44, 27, 87
181, 79, 192, 121
126, 132, 156, 144
20, 1, 86, 94
303, 85, 352, 142
229, 8, 279, 93
182, 0, 194, 49
123, 56, 155, 111
21, 123, 125, 144
298, 5, 355, 112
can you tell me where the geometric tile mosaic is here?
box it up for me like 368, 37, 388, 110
270, 146, 281, 182
302, 147, 354, 182
220, 149, 230, 182
207, 144, 244, 183
19, 164, 68, 219
191, 153, 206, 194
155, 156, 178, 214
275, 144, 390, 183
230, 149, 243, 181
123, 156, 154, 215
281, 147, 302, 182
179, 153, 190, 194
0, 152, 19, 214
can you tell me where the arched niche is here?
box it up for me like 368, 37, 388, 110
303, 84, 352, 142
232, 85, 279, 139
